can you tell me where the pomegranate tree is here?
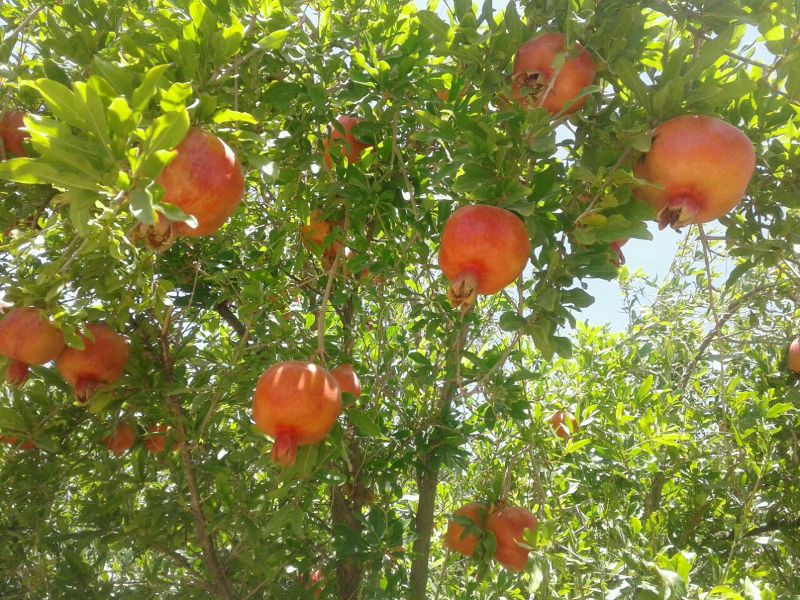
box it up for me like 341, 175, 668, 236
438, 205, 531, 312
330, 363, 361, 398
132, 128, 244, 249
511, 33, 596, 116
56, 324, 129, 402
444, 502, 490, 557
252, 361, 342, 467
323, 115, 371, 169
634, 115, 755, 230
788, 338, 800, 374
0, 110, 29, 157
0, 307, 64, 385
486, 506, 538, 571
102, 423, 136, 456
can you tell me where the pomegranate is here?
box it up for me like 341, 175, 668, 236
550, 411, 578, 440
0, 307, 65, 386
0, 111, 30, 157
609, 239, 627, 266
511, 33, 595, 115
0, 435, 37, 450
102, 423, 136, 456
309, 569, 324, 599
133, 128, 244, 249
55, 323, 129, 402
438, 205, 531, 312
323, 115, 371, 169
633, 115, 755, 230
444, 502, 490, 557
252, 361, 342, 467
330, 363, 361, 398
788, 338, 800, 374
486, 506, 538, 571
144, 424, 170, 453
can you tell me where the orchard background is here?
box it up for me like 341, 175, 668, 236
1, 0, 800, 598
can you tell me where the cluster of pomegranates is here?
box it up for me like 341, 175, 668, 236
445, 501, 538, 571
102, 422, 174, 456
252, 360, 360, 467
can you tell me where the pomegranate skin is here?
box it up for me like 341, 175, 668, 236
252, 361, 342, 467
550, 411, 578, 440
0, 111, 30, 157
486, 506, 538, 571
633, 115, 755, 230
0, 435, 37, 450
0, 308, 65, 386
788, 338, 800, 374
144, 424, 170, 453
157, 128, 244, 237
445, 502, 490, 557
102, 423, 136, 456
330, 363, 361, 398
323, 116, 371, 169
55, 324, 129, 402
438, 205, 531, 312
511, 33, 595, 115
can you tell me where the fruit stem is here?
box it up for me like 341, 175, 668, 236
75, 377, 100, 403
271, 433, 298, 467
658, 194, 701, 231
447, 272, 480, 313
6, 360, 29, 386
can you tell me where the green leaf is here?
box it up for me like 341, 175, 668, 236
256, 29, 290, 50
129, 185, 157, 225
91, 57, 134, 97
0, 158, 100, 190
73, 81, 112, 152
146, 109, 190, 154
160, 82, 193, 112
212, 109, 257, 124
766, 403, 793, 419
24, 79, 86, 129
417, 11, 450, 40
132, 64, 171, 113
347, 409, 381, 437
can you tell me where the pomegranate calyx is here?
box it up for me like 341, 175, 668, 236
129, 219, 178, 253
657, 194, 701, 231
6, 360, 29, 386
271, 433, 298, 467
446, 272, 480, 313
515, 71, 547, 105
75, 377, 100, 403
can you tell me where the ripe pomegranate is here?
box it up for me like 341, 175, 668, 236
0, 307, 65, 386
609, 239, 627, 266
438, 205, 531, 312
445, 502, 490, 557
330, 363, 361, 398
55, 323, 129, 402
323, 115, 371, 169
511, 33, 595, 116
788, 338, 800, 374
486, 506, 538, 571
144, 424, 170, 453
0, 111, 30, 157
102, 423, 136, 456
633, 115, 755, 230
309, 569, 324, 599
133, 128, 244, 249
550, 411, 578, 440
0, 435, 37, 450
252, 361, 342, 467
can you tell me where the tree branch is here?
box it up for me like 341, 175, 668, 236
214, 300, 247, 338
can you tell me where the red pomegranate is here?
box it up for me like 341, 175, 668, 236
133, 128, 244, 249
0, 307, 65, 386
788, 338, 800, 374
511, 33, 595, 116
55, 324, 129, 402
144, 424, 170, 453
550, 411, 578, 440
0, 435, 37, 450
633, 115, 755, 230
0, 111, 30, 157
252, 361, 342, 467
609, 239, 627, 266
323, 116, 371, 169
309, 569, 324, 599
330, 363, 361, 398
444, 502, 490, 557
438, 205, 531, 312
486, 506, 538, 571
102, 423, 136, 456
